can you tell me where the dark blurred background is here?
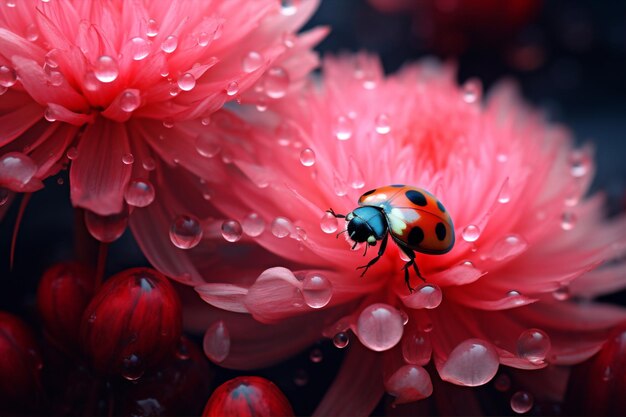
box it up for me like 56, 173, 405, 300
1, 1, 625, 415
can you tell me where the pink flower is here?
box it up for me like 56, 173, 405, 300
0, 0, 324, 223
135, 54, 626, 413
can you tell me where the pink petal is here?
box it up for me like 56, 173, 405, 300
0, 97, 42, 147
244, 267, 308, 323
195, 283, 249, 314
46, 103, 94, 126
69, 118, 131, 215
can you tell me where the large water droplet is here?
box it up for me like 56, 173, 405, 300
0, 65, 17, 87
146, 18, 159, 37
124, 179, 155, 207
203, 321, 230, 363
402, 329, 432, 366
333, 115, 354, 140
221, 219, 243, 242
375, 113, 391, 135
226, 81, 239, 96
560, 212, 577, 231
119, 90, 141, 112
553, 284, 570, 301
299, 148, 315, 167
264, 66, 289, 99
333, 332, 349, 348
462, 224, 481, 242
0, 152, 37, 188
121, 354, 144, 381
356, 303, 404, 352
195, 132, 221, 158
160, 35, 178, 53
385, 365, 433, 405
491, 234, 528, 261
169, 215, 203, 249
177, 73, 196, 91
462, 78, 482, 103
516, 328, 551, 364
242, 51, 263, 73
510, 391, 534, 414
271, 217, 292, 238
84, 209, 128, 243
403, 283, 442, 309
320, 212, 338, 233
122, 153, 134, 165
129, 37, 150, 60
242, 213, 265, 237
94, 56, 119, 83
439, 339, 499, 386
302, 273, 333, 308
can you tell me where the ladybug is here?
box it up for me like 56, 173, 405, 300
328, 185, 455, 292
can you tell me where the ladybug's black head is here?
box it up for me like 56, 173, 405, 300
346, 206, 388, 245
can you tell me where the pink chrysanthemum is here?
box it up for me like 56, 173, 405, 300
135, 55, 626, 413
0, 0, 324, 223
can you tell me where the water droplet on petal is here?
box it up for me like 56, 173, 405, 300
221, 219, 243, 242
195, 132, 221, 158
271, 217, 292, 238
560, 212, 577, 231
0, 152, 37, 188
462, 224, 481, 242
309, 347, 323, 363
439, 339, 499, 386
226, 81, 239, 96
385, 365, 433, 405
320, 212, 338, 233
302, 273, 333, 308
25, 23, 39, 41
494, 373, 511, 392
333, 174, 348, 197
197, 31, 210, 46
146, 18, 159, 37
356, 303, 404, 352
333, 332, 349, 348
142, 157, 156, 171
44, 106, 57, 122
570, 149, 590, 178
94, 56, 119, 83
348, 157, 365, 189
403, 283, 442, 309
121, 354, 144, 381
553, 284, 570, 301
264, 66, 289, 99
498, 179, 511, 204
242, 213, 265, 237
203, 321, 230, 363
375, 113, 391, 135
177, 73, 196, 91
333, 115, 353, 140
84, 209, 128, 243
517, 329, 551, 364
491, 234, 528, 261
280, 0, 299, 16
282, 32, 296, 48
6, 1, 16, 8
462, 78, 482, 103
119, 89, 141, 112
510, 391, 534, 414
169, 215, 203, 249
299, 148, 315, 167
122, 153, 134, 165
124, 179, 155, 207
242, 51, 263, 73
45, 50, 60, 68
160, 35, 178, 53
129, 37, 150, 60
402, 330, 432, 365
0, 65, 17, 88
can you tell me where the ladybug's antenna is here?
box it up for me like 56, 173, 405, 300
336, 229, 348, 238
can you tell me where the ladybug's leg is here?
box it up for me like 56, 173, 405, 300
327, 208, 345, 218
398, 245, 425, 293
356, 233, 388, 277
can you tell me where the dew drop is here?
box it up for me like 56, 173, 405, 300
385, 365, 433, 405
293, 369, 308, 386
162, 120, 174, 129
356, 303, 404, 352
498, 179, 511, 204
0, 65, 17, 87
462, 224, 480, 242
43, 67, 62, 86
94, 56, 119, 83
197, 31, 210, 47
242, 51, 263, 73
264, 66, 289, 99
0, 152, 37, 188
302, 273, 333, 308
553, 284, 570, 301
119, 90, 141, 112
195, 132, 221, 158
5, 1, 16, 8
309, 347, 323, 363
25, 23, 39, 41
255, 98, 268, 112
121, 354, 144, 381
203, 321, 230, 363
122, 153, 134, 165
221, 219, 243, 242
491, 234, 528, 261
129, 37, 150, 60
176, 339, 190, 360
320, 212, 338, 234
213, 23, 223, 40
333, 332, 349, 349
177, 73, 196, 91
439, 339, 499, 386
494, 373, 511, 392
560, 212, 577, 231
333, 115, 354, 140
401, 329, 432, 366
242, 213, 265, 237
226, 81, 239, 96
160, 35, 178, 53
375, 113, 391, 135
510, 391, 534, 414
271, 217, 292, 238
462, 78, 482, 103
403, 283, 442, 309
43, 107, 57, 122
124, 179, 155, 207
146, 18, 159, 37
570, 149, 590, 178
44, 50, 60, 68
280, 0, 298, 16
348, 157, 365, 189
282, 32, 296, 48
516, 328, 551, 364
169, 215, 203, 249
299, 148, 316, 167
333, 174, 348, 197
83, 71, 99, 91
84, 209, 128, 243
142, 157, 156, 171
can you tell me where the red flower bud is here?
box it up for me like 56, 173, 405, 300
203, 376, 294, 417
0, 312, 43, 412
80, 268, 182, 380
37, 262, 94, 352
565, 325, 626, 416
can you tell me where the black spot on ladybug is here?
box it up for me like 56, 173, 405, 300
391, 184, 405, 187
406, 190, 427, 206
362, 189, 376, 197
435, 222, 446, 241
408, 226, 424, 246
437, 201, 446, 213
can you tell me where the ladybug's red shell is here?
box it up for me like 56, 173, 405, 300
358, 185, 455, 254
